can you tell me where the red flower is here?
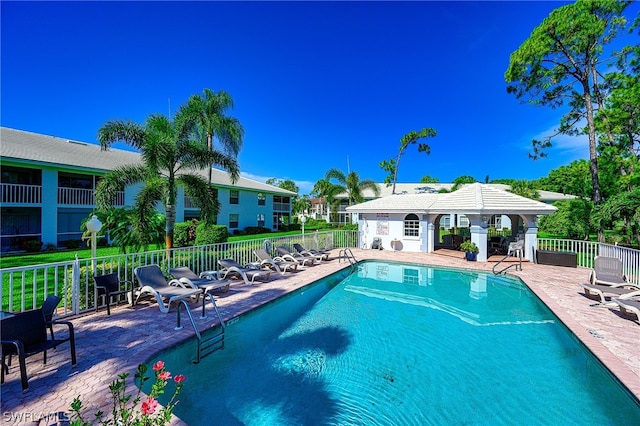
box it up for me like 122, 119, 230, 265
141, 397, 159, 414
174, 374, 186, 383
152, 360, 165, 371
158, 371, 171, 381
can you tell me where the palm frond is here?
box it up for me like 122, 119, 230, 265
95, 165, 148, 210
98, 120, 146, 150
178, 174, 220, 222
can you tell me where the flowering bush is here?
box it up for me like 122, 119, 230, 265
70, 361, 186, 426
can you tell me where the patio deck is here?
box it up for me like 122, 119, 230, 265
1, 248, 639, 424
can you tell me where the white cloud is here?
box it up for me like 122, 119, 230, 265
240, 172, 315, 195
529, 122, 590, 160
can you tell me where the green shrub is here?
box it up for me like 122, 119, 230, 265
44, 243, 57, 252
244, 226, 271, 235
174, 219, 200, 247
23, 239, 43, 252
340, 223, 358, 231
65, 239, 81, 249
195, 223, 229, 245
283, 223, 301, 232
173, 222, 191, 247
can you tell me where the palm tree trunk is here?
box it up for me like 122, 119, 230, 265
207, 133, 213, 184
165, 204, 176, 256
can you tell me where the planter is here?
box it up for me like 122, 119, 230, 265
465, 252, 477, 261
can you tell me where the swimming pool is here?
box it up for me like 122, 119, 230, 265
151, 261, 640, 425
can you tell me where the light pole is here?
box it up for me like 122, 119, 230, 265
86, 215, 103, 273
301, 215, 307, 235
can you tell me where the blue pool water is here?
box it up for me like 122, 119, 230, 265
151, 261, 640, 425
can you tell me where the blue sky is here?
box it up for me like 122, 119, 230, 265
2, 1, 638, 195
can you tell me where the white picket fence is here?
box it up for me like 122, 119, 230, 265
0, 231, 358, 318
2, 234, 638, 318
537, 238, 639, 285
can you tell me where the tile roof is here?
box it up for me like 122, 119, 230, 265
346, 183, 557, 215
1, 127, 295, 195
341, 182, 576, 203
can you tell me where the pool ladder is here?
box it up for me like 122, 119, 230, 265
176, 292, 226, 364
339, 247, 358, 268
492, 244, 523, 275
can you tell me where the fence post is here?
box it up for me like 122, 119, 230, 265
72, 254, 81, 315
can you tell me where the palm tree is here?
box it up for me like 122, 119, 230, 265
95, 107, 240, 251
312, 178, 342, 222
185, 89, 244, 184
325, 168, 380, 206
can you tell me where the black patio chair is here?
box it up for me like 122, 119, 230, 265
1, 308, 76, 391
42, 294, 62, 339
94, 272, 133, 315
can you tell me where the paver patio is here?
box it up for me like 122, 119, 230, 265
1, 249, 638, 424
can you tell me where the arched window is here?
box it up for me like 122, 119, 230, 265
404, 214, 419, 237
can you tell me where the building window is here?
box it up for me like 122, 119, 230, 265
257, 213, 265, 227
404, 214, 419, 237
58, 172, 93, 189
229, 214, 239, 229
230, 190, 239, 205
257, 193, 266, 206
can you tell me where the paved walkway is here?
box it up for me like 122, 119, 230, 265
1, 249, 639, 424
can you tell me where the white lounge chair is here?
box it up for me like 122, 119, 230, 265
133, 265, 201, 313
217, 259, 271, 285
293, 243, 330, 261
612, 298, 640, 322
580, 282, 640, 305
169, 266, 230, 294
275, 246, 315, 267
589, 256, 629, 286
254, 248, 298, 275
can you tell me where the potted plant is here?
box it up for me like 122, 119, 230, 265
460, 240, 479, 261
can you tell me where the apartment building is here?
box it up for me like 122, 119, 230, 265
0, 127, 295, 252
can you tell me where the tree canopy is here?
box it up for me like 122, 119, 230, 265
266, 178, 299, 194
184, 89, 244, 184
96, 95, 240, 250
325, 168, 380, 206
505, 0, 631, 212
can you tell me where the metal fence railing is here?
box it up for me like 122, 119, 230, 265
537, 238, 639, 286
0, 230, 358, 318
3, 234, 636, 319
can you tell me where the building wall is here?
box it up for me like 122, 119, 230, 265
1, 162, 291, 251
217, 188, 273, 231
360, 213, 423, 252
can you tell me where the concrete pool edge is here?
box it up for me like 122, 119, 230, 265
1, 249, 638, 424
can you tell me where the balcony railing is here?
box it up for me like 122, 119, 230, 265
273, 202, 290, 212
2, 183, 126, 207
58, 187, 94, 205
57, 188, 124, 206
1, 183, 42, 204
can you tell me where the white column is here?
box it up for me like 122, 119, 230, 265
421, 219, 434, 253
470, 224, 488, 262
525, 224, 538, 262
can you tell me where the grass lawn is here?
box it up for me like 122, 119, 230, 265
0, 228, 331, 269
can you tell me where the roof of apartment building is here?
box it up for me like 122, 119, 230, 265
0, 127, 296, 195
338, 182, 576, 204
